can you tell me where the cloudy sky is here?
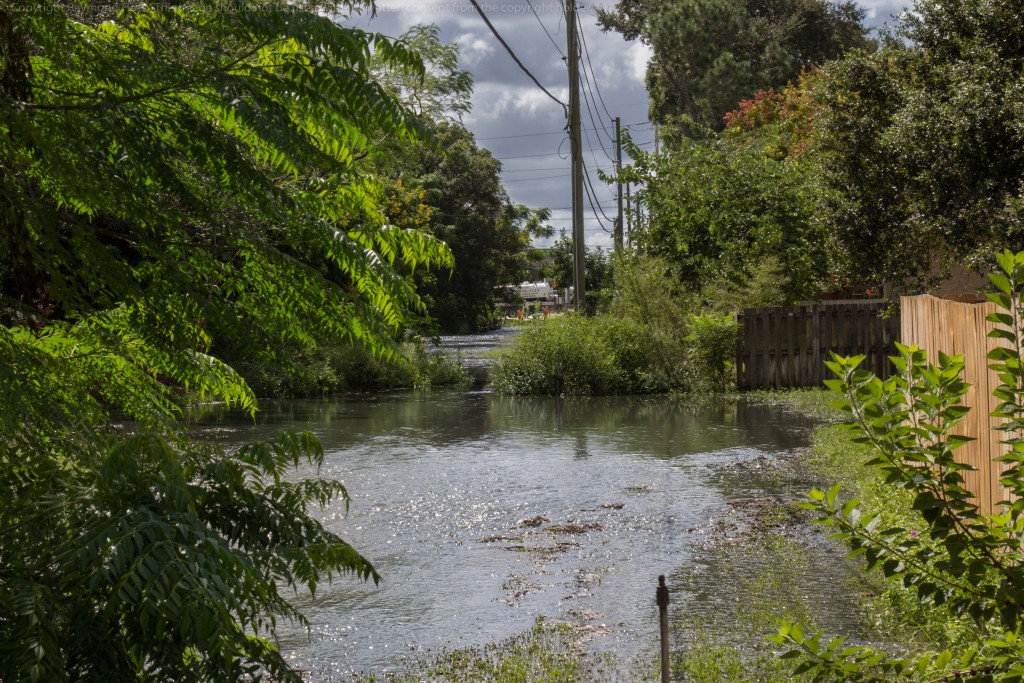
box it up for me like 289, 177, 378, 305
344, 0, 908, 249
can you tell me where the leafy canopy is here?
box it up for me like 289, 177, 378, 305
598, 0, 871, 133
809, 0, 1024, 289
0, 1, 453, 681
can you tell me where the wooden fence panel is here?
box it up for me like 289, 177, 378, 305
736, 302, 899, 390
900, 295, 1008, 515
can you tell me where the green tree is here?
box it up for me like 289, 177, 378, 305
366, 27, 555, 333
372, 24, 474, 123
0, 2, 451, 680
624, 129, 826, 303
810, 0, 1024, 289
598, 0, 871, 133
548, 230, 613, 315
380, 123, 553, 332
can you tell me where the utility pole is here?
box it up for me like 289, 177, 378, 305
614, 116, 624, 254
625, 181, 632, 247
567, 0, 585, 312
653, 122, 660, 155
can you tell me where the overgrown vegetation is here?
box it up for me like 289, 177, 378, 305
0, 2, 456, 680
601, 0, 1024, 297
352, 618, 599, 683
230, 340, 469, 398
773, 250, 1024, 681
491, 255, 740, 395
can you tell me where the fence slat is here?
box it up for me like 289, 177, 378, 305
899, 295, 1011, 515
737, 301, 898, 391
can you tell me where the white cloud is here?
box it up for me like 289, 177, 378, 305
626, 42, 652, 82
454, 32, 494, 66
467, 82, 569, 122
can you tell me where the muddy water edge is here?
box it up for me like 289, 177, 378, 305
187, 332, 878, 681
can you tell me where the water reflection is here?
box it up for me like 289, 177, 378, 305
190, 393, 811, 456
187, 390, 835, 680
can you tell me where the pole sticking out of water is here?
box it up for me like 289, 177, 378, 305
657, 574, 670, 683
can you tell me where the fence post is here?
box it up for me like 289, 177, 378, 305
657, 574, 670, 683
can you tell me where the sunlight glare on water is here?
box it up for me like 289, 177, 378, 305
192, 383, 827, 680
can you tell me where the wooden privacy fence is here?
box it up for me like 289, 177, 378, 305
736, 302, 900, 390
901, 295, 1008, 515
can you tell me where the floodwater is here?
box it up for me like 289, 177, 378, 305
189, 330, 869, 680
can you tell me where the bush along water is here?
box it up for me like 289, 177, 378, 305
489, 314, 662, 395
230, 339, 470, 398
773, 250, 1024, 682
491, 256, 740, 396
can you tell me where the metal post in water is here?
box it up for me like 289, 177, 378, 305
657, 574, 670, 683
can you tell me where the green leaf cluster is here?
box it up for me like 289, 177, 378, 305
773, 250, 1024, 682
0, 1, 455, 680
375, 123, 553, 333
598, 0, 872, 133
811, 0, 1024, 289
623, 130, 827, 303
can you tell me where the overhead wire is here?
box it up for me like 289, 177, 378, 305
526, 0, 565, 59
467, 0, 568, 118
493, 145, 617, 160
579, 94, 616, 162
501, 163, 613, 172
477, 126, 622, 142
577, 64, 616, 161
573, 25, 617, 162
502, 173, 571, 183
581, 158, 617, 231
579, 71, 614, 147
577, 21, 616, 122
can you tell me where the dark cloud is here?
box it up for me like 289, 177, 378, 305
347, 0, 907, 248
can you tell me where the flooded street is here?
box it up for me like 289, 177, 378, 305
192, 395, 865, 679
187, 331, 867, 680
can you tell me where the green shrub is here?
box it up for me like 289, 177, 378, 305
608, 255, 696, 388
773, 250, 1024, 682
232, 340, 468, 398
490, 315, 620, 395
684, 311, 740, 392
492, 257, 748, 396
701, 254, 793, 310
408, 343, 473, 388
593, 316, 670, 393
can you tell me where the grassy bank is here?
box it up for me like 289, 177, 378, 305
227, 340, 470, 398
352, 618, 607, 683
666, 388, 992, 682
663, 390, 870, 682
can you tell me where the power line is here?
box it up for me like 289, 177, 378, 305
574, 29, 617, 161
467, 0, 568, 117
579, 87, 616, 162
493, 146, 621, 160
501, 163, 613, 172
526, 0, 565, 59
502, 173, 570, 183
477, 126, 618, 142
577, 22, 615, 121
502, 165, 569, 173
582, 158, 617, 227
544, 200, 617, 212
